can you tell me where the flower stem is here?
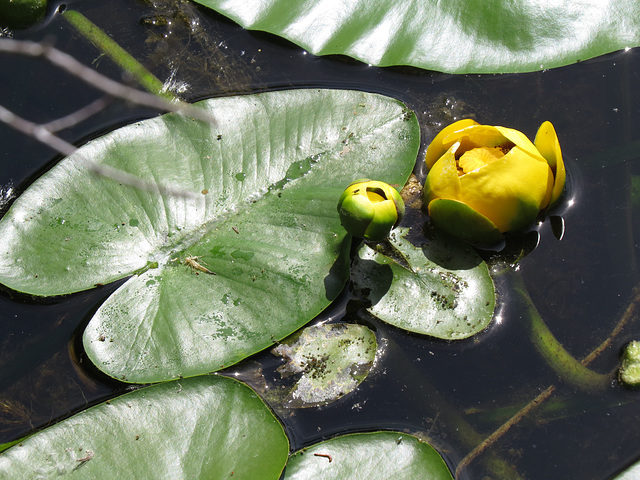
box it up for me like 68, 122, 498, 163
62, 10, 169, 97
384, 336, 522, 479
511, 272, 612, 392
457, 274, 640, 476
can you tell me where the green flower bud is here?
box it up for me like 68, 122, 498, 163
619, 341, 640, 388
0, 0, 48, 29
337, 179, 404, 242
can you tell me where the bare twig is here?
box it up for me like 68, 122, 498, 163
42, 97, 113, 132
455, 282, 640, 478
0, 104, 197, 199
454, 386, 555, 479
0, 38, 217, 126
0, 104, 76, 156
582, 285, 640, 365
0, 36, 222, 199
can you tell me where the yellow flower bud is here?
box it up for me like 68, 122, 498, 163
423, 120, 566, 245
337, 179, 405, 242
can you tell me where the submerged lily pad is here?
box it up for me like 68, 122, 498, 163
272, 323, 377, 408
0, 89, 419, 383
0, 376, 289, 479
283, 431, 453, 479
193, 0, 640, 74
352, 228, 495, 339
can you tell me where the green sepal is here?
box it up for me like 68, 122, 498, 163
428, 198, 503, 246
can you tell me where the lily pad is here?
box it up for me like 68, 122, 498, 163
0, 375, 289, 479
0, 89, 419, 382
613, 461, 640, 480
283, 431, 453, 479
352, 228, 495, 339
272, 323, 377, 408
193, 0, 640, 74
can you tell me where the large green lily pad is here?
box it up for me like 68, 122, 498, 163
193, 0, 640, 74
0, 89, 419, 382
284, 431, 453, 479
352, 228, 495, 339
0, 375, 289, 479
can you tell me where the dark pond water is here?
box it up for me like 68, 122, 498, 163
2, 1, 640, 478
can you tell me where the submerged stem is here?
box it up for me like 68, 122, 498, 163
513, 272, 612, 392
63, 10, 168, 97
384, 336, 522, 479
456, 271, 640, 477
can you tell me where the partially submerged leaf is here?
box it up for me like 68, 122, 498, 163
284, 431, 453, 479
0, 0, 47, 29
193, 0, 640, 74
0, 376, 289, 479
272, 323, 376, 407
352, 228, 495, 339
0, 89, 419, 382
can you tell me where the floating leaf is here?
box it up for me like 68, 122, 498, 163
0, 89, 419, 382
272, 323, 376, 407
284, 431, 453, 479
0, 376, 289, 479
193, 0, 640, 74
352, 228, 495, 339
613, 461, 640, 480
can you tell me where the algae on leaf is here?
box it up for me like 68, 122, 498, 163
272, 323, 377, 407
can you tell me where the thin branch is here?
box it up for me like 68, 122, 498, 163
0, 104, 197, 200
455, 281, 640, 479
582, 285, 640, 365
0, 38, 217, 126
0, 105, 75, 156
454, 386, 555, 479
42, 97, 113, 133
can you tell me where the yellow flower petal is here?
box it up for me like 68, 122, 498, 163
444, 124, 547, 163
534, 121, 566, 208
425, 119, 478, 169
428, 198, 503, 245
493, 126, 545, 160
424, 143, 462, 203
424, 120, 566, 242
366, 189, 386, 203
458, 147, 504, 174
444, 125, 509, 150
458, 146, 553, 232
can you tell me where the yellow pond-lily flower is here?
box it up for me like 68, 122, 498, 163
337, 179, 405, 242
423, 119, 566, 245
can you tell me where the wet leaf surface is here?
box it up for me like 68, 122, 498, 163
352, 228, 495, 339
193, 0, 640, 73
284, 431, 453, 479
0, 375, 289, 479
